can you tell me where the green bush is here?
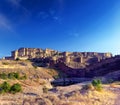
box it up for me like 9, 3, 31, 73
0, 82, 22, 94
8, 72, 20, 79
0, 72, 26, 80
13, 73, 20, 79
0, 81, 11, 93
92, 79, 101, 86
10, 83, 22, 94
92, 79, 102, 91
81, 79, 103, 92
8, 73, 15, 79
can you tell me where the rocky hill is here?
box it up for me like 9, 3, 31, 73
4, 47, 112, 69
0, 48, 120, 105
3, 48, 120, 80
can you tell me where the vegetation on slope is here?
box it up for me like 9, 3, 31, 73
0, 81, 22, 94
82, 79, 102, 91
0, 72, 27, 80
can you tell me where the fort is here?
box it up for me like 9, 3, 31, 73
5, 48, 58, 60
4, 48, 112, 69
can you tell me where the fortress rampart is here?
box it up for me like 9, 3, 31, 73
4, 48, 112, 68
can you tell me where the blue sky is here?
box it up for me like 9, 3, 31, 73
0, 0, 120, 57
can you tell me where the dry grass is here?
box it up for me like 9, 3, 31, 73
67, 90, 116, 105
0, 60, 119, 105
0, 82, 119, 105
0, 60, 58, 80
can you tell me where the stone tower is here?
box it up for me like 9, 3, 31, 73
11, 50, 18, 59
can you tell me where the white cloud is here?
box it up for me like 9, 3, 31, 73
0, 14, 13, 31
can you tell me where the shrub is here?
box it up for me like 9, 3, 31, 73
10, 83, 22, 94
8, 73, 15, 79
0, 81, 11, 93
92, 79, 102, 91
13, 72, 20, 79
92, 79, 101, 86
81, 79, 102, 92
8, 72, 20, 79
0, 82, 22, 94
0, 72, 26, 80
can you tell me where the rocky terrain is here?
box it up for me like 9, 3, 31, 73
0, 48, 120, 105
4, 48, 113, 77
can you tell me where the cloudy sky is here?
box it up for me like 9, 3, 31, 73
0, 0, 120, 57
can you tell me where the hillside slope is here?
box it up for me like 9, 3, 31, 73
85, 56, 120, 80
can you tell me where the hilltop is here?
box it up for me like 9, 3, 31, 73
0, 48, 120, 105
2, 48, 120, 80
